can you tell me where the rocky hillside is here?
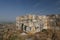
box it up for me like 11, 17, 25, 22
0, 24, 60, 40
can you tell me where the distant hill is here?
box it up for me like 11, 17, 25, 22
0, 21, 16, 24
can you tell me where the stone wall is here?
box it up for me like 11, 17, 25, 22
16, 14, 60, 34
16, 15, 47, 34
46, 14, 60, 30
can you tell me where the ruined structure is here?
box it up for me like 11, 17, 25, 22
16, 14, 60, 34
46, 15, 60, 30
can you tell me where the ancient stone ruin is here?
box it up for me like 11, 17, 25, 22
16, 14, 60, 34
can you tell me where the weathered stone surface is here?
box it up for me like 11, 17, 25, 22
16, 14, 60, 34
16, 15, 47, 34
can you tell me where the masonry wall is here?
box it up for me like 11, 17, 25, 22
16, 14, 60, 34
46, 15, 60, 30
16, 15, 48, 34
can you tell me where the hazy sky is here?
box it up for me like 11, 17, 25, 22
0, 0, 60, 22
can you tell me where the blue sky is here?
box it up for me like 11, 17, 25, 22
0, 0, 60, 22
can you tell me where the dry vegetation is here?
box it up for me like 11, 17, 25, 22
0, 24, 60, 40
